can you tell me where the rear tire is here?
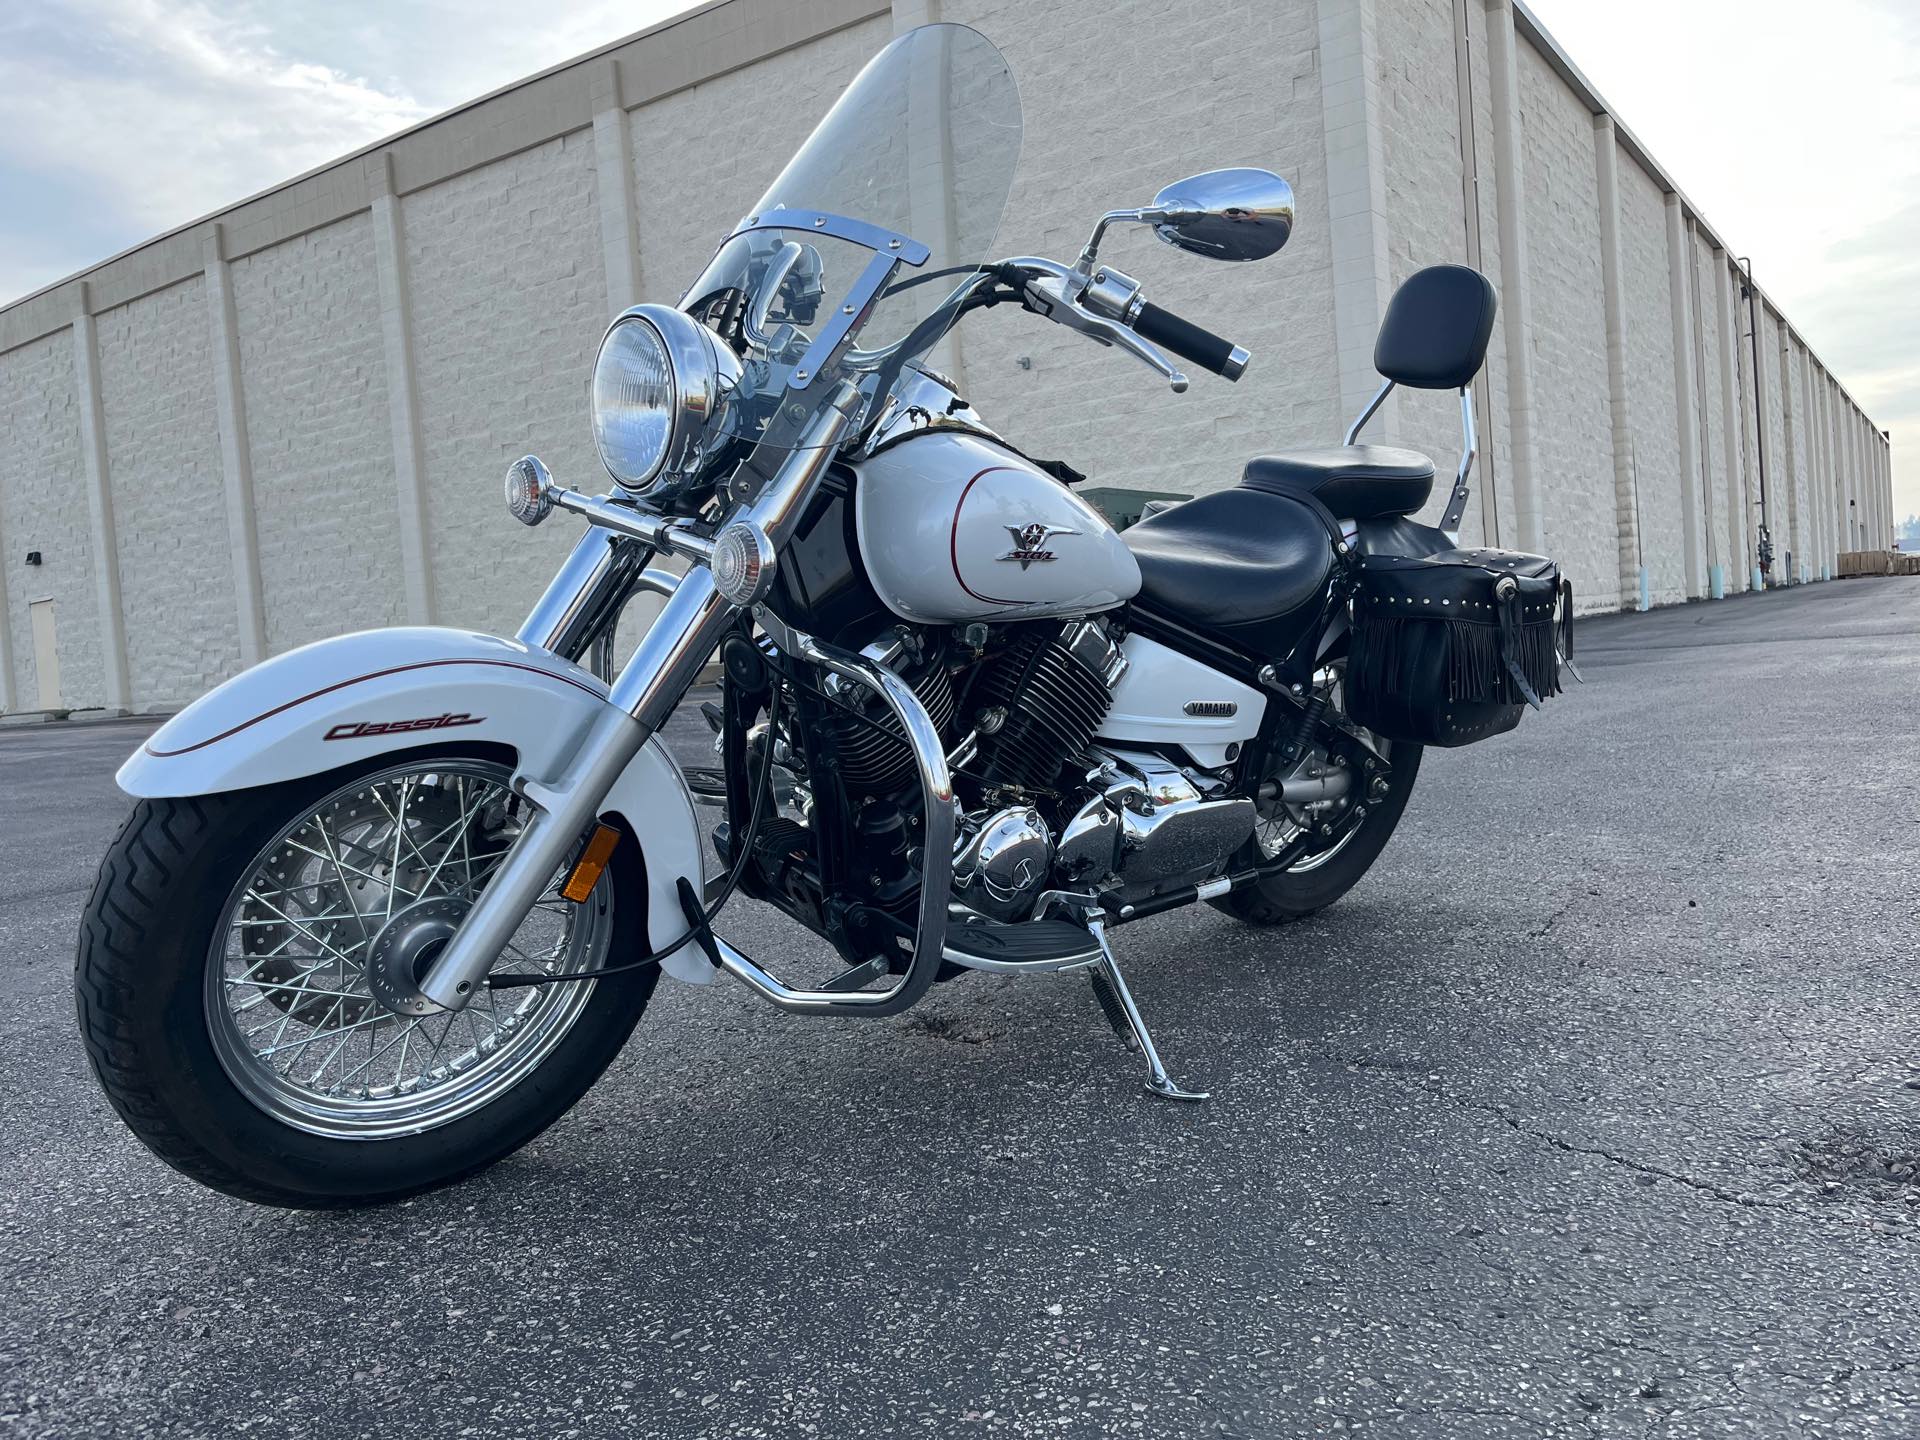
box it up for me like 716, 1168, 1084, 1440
74, 756, 657, 1209
1211, 743, 1422, 926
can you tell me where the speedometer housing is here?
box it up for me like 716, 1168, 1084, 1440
589, 304, 741, 504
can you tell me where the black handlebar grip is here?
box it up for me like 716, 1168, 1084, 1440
1132, 302, 1247, 380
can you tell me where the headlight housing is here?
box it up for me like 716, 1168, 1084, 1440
589, 304, 739, 502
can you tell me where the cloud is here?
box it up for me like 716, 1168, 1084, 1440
0, 0, 693, 305
1525, 0, 1920, 514
0, 0, 428, 301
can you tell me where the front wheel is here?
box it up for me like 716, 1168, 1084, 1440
1211, 739, 1423, 926
74, 753, 657, 1208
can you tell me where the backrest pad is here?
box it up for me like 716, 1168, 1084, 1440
1373, 264, 1497, 390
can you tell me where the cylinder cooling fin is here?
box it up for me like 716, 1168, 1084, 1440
970, 622, 1119, 791
821, 651, 956, 793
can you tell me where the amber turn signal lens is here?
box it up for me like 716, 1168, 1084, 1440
561, 824, 622, 903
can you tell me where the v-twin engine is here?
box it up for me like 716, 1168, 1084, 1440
953, 752, 1256, 923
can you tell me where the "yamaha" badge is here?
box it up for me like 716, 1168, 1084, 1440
1183, 700, 1239, 718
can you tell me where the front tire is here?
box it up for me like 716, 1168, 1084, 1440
75, 754, 657, 1208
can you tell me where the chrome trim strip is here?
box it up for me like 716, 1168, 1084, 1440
941, 943, 1102, 974
727, 208, 931, 267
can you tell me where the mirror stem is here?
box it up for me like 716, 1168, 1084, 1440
1075, 207, 1168, 273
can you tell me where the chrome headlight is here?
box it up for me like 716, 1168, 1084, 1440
589, 304, 739, 499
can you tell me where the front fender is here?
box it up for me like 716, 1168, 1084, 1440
120, 626, 714, 984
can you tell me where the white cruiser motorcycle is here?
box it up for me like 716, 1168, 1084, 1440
77, 24, 1574, 1207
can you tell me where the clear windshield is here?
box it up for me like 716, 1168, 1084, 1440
680, 23, 1021, 450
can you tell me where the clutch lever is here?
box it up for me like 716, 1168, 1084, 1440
1009, 259, 1189, 393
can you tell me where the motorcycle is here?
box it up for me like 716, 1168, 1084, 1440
75, 23, 1575, 1207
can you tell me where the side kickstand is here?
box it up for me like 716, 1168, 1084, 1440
1085, 915, 1208, 1102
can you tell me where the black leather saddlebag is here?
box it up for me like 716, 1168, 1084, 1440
1347, 548, 1573, 747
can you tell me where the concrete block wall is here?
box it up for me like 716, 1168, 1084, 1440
0, 0, 1897, 714
229, 214, 406, 653
1514, 34, 1618, 609
96, 276, 242, 704
953, 0, 1338, 498
0, 332, 97, 707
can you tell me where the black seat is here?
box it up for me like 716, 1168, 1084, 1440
1124, 488, 1333, 658
1242, 444, 1435, 519
1120, 264, 1498, 660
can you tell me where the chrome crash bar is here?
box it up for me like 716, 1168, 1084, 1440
417, 387, 860, 1011
716, 607, 954, 1016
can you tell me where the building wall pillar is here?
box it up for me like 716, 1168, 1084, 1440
70, 283, 131, 711
1843, 398, 1862, 551
1664, 194, 1705, 597
1776, 330, 1802, 580
1483, 0, 1543, 551
1813, 366, 1834, 577
1711, 253, 1748, 590
366, 154, 436, 625
204, 224, 268, 665
1317, 0, 1400, 440
1592, 116, 1643, 608
590, 61, 644, 316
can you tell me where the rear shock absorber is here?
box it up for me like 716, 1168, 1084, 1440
1277, 689, 1328, 766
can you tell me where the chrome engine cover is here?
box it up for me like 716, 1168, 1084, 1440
1054, 749, 1255, 896
953, 805, 1055, 921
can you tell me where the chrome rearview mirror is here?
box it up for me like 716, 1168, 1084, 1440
1076, 168, 1295, 271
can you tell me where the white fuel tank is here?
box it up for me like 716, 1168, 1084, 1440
852, 431, 1141, 623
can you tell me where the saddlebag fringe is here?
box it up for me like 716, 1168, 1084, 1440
1346, 548, 1571, 748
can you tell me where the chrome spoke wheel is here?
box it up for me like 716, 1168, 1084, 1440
205, 758, 611, 1140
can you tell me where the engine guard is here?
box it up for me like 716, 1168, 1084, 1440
118, 626, 716, 985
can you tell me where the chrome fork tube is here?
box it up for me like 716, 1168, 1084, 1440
517, 528, 642, 661
417, 567, 730, 1009
418, 387, 861, 1012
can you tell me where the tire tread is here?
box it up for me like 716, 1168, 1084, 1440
74, 796, 293, 1201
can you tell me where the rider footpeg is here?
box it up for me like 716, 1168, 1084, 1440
1085, 917, 1208, 1102
944, 915, 1104, 972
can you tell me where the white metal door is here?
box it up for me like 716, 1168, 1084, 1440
28, 598, 62, 712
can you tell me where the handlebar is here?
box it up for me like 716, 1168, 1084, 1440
1131, 302, 1249, 381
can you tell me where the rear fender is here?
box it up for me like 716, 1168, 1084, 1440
118, 626, 715, 984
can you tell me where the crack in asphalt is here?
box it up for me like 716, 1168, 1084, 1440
1322, 1051, 1916, 1241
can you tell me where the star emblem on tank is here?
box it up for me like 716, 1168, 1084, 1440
999, 522, 1076, 569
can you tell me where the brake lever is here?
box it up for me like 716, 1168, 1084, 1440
1012, 262, 1189, 394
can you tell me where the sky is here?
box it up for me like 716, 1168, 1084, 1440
0, 0, 1914, 519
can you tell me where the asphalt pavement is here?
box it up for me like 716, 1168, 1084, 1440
2, 577, 1917, 1438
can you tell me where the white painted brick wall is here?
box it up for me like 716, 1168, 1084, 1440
231, 212, 406, 653
95, 276, 242, 709
0, 0, 1896, 711
0, 331, 100, 707
955, 0, 1336, 499
1515, 42, 1618, 611
630, 18, 888, 306
405, 132, 610, 633
1377, 0, 1468, 504
1689, 234, 1733, 583
1616, 155, 1685, 605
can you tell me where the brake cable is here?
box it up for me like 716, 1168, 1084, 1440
488, 684, 784, 990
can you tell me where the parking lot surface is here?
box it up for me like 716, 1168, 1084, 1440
3, 577, 1917, 1438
